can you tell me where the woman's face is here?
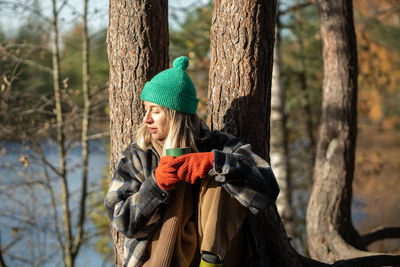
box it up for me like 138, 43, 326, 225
143, 101, 169, 142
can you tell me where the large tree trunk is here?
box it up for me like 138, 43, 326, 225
208, 1, 302, 266
208, 0, 272, 160
306, 0, 365, 262
107, 0, 169, 265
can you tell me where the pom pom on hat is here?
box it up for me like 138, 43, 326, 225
173, 56, 189, 70
140, 56, 199, 114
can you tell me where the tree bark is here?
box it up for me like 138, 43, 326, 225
306, 0, 366, 262
107, 0, 169, 265
208, 1, 302, 266
208, 0, 273, 160
270, 15, 295, 240
105, 0, 400, 266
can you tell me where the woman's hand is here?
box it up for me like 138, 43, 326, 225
173, 152, 214, 184
155, 152, 214, 190
155, 155, 181, 190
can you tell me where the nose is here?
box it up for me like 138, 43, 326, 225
143, 111, 153, 124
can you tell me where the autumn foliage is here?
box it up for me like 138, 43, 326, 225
355, 0, 400, 129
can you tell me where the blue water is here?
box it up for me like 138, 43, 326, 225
0, 140, 111, 266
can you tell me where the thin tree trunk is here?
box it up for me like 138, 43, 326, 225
72, 0, 90, 258
50, 0, 72, 266
107, 0, 169, 265
270, 15, 295, 240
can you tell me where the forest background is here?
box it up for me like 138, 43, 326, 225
0, 0, 399, 266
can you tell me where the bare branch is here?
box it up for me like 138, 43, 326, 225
56, 0, 68, 14
361, 226, 400, 247
0, 180, 46, 194
169, 2, 202, 12
1, 234, 24, 253
366, 6, 400, 20
2, 43, 49, 51
0, 46, 53, 74
34, 143, 65, 251
0, 1, 51, 22
4, 253, 32, 265
64, 1, 81, 17
279, 1, 317, 16
86, 131, 109, 141
31, 143, 62, 177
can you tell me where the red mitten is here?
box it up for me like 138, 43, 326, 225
155, 156, 181, 190
173, 152, 214, 184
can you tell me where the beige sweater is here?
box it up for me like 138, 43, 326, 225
143, 184, 199, 267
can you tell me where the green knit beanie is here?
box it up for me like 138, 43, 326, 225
140, 56, 199, 114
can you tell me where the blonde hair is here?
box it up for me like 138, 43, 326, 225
135, 106, 200, 156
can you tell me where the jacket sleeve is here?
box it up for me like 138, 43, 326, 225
104, 145, 168, 238
208, 134, 280, 215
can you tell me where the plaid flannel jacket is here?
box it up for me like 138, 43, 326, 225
104, 121, 279, 266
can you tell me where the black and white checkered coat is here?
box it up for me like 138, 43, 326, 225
104, 121, 279, 266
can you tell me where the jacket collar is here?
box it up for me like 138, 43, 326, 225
196, 119, 217, 152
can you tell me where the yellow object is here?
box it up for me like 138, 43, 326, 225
199, 258, 223, 267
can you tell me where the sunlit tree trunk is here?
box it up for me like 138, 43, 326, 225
306, 0, 365, 262
208, 1, 303, 266
270, 15, 295, 241
304, 2, 400, 260
107, 0, 169, 265
105, 0, 400, 265
208, 0, 272, 159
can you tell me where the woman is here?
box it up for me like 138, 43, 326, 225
105, 56, 279, 267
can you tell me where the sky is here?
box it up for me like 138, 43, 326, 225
0, 0, 210, 37
0, 0, 108, 36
